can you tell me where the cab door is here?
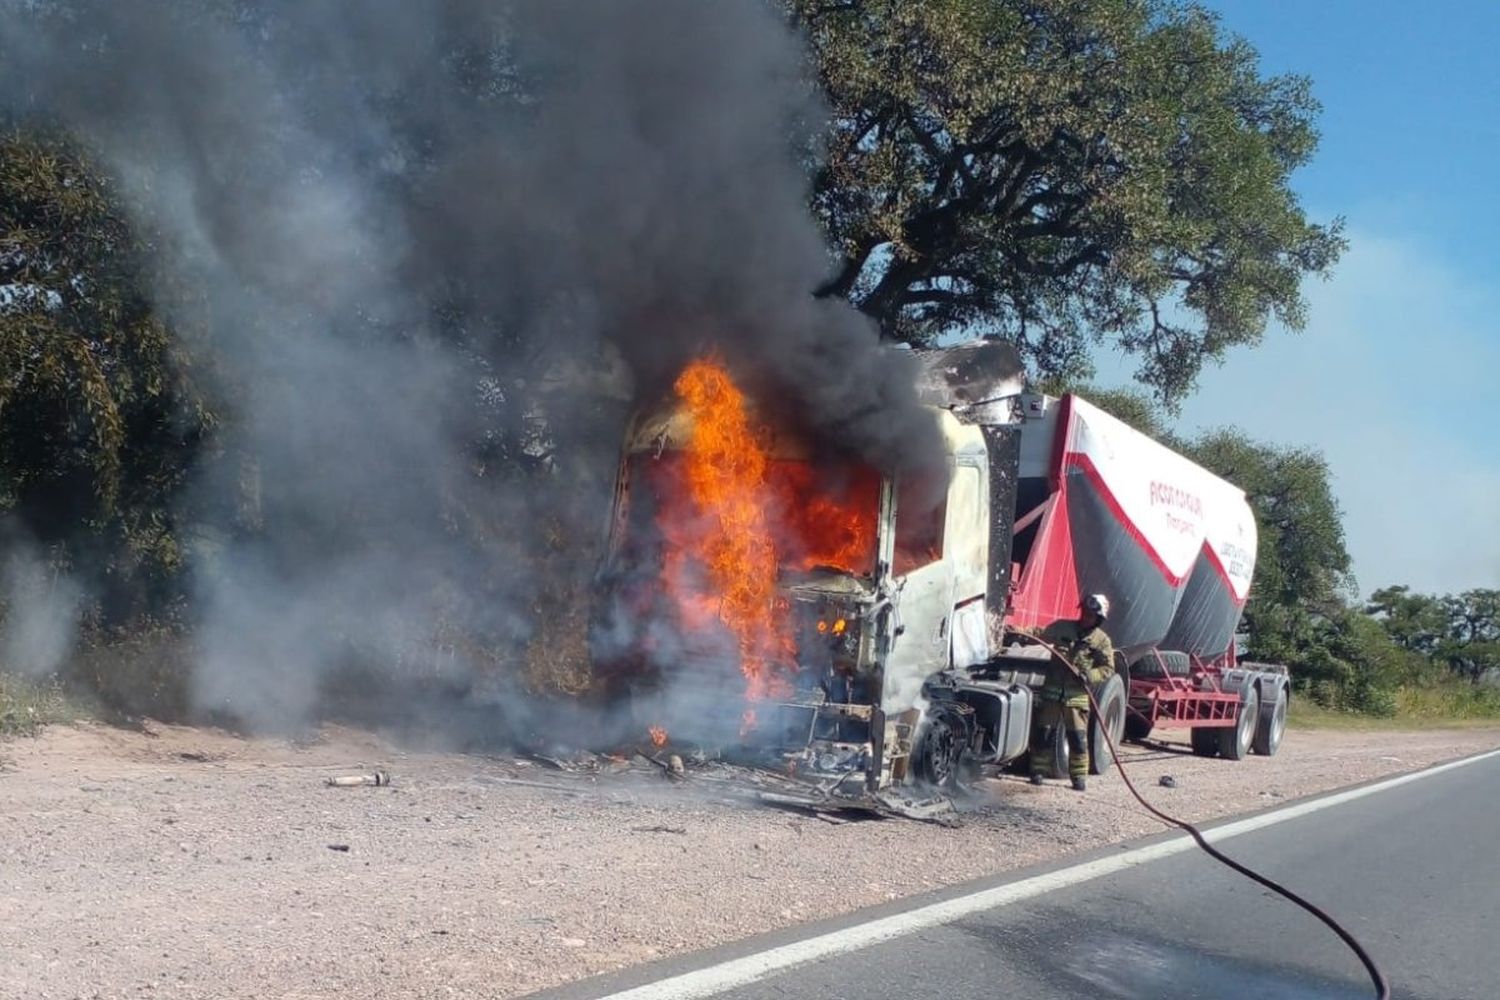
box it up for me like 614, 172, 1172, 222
879, 464, 955, 713
946, 462, 991, 669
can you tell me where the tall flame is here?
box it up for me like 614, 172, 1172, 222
670, 357, 795, 701
648, 355, 880, 720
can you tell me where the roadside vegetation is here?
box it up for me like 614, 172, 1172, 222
1289, 684, 1500, 730
0, 671, 85, 739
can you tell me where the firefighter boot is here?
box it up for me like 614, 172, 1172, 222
1066, 729, 1089, 791
1029, 773, 1045, 786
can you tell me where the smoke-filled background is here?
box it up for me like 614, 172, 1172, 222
0, 0, 942, 735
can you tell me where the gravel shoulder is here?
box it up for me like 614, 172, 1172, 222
3, 720, 1496, 1000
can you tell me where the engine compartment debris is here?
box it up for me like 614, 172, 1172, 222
509, 737, 965, 826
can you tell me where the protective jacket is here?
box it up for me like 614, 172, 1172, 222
1031, 620, 1115, 708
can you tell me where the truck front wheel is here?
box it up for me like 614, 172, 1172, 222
912, 703, 975, 790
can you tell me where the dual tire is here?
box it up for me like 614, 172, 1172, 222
1253, 682, 1289, 756
1189, 680, 1289, 759
1190, 683, 1258, 759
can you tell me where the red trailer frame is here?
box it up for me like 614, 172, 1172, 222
1126, 650, 1240, 730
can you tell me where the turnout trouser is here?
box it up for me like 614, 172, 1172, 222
1030, 700, 1089, 779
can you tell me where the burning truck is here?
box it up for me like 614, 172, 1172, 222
588, 341, 1288, 793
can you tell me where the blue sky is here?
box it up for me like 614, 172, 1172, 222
1107, 0, 1500, 596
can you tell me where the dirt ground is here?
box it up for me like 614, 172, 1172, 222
3, 720, 1496, 1000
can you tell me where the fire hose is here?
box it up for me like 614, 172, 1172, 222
1023, 632, 1392, 1000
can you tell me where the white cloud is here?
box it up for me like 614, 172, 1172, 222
1164, 230, 1500, 595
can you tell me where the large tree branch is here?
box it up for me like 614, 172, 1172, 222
1017, 244, 1107, 279
856, 255, 928, 333
815, 241, 879, 299
1014, 197, 1088, 240
991, 148, 1042, 219
892, 139, 1035, 262
895, 286, 981, 308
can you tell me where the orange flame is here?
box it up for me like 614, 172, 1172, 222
777, 464, 879, 575
670, 357, 795, 702
648, 725, 668, 748
651, 356, 880, 720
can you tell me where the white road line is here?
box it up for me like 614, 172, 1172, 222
593, 746, 1500, 1000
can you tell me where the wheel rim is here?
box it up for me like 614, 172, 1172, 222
921, 719, 957, 786
1271, 692, 1287, 746
1238, 693, 1258, 754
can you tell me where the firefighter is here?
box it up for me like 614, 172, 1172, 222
1016, 593, 1116, 791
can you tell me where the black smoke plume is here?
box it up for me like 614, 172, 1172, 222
0, 0, 944, 732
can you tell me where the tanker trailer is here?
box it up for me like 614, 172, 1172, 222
962, 389, 1290, 780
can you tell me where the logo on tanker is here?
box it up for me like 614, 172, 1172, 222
1149, 481, 1203, 535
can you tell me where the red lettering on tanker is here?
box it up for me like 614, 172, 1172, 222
1150, 481, 1203, 534
1150, 482, 1203, 517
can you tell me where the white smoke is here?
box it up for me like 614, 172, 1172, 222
0, 541, 81, 678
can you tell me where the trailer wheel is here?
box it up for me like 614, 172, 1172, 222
1123, 711, 1153, 743
1088, 674, 1127, 775
1217, 684, 1260, 761
1252, 683, 1288, 757
1190, 726, 1220, 757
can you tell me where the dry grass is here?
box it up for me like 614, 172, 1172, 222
0, 671, 87, 738
521, 588, 597, 696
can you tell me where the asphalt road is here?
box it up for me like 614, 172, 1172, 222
537, 748, 1500, 1000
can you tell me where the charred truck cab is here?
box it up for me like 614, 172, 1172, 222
590, 342, 1289, 793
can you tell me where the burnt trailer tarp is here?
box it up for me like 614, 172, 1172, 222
1009, 395, 1257, 662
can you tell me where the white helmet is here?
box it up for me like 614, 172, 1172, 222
1082, 593, 1110, 620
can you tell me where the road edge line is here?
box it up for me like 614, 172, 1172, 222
591, 746, 1500, 1000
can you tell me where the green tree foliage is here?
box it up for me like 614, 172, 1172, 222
790, 0, 1346, 403
1437, 590, 1500, 684
1370, 586, 1500, 686
1185, 430, 1351, 623
1365, 585, 1447, 656
1294, 610, 1411, 715
0, 128, 211, 617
